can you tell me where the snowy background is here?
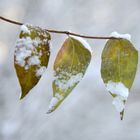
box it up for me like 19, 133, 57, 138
0, 0, 140, 140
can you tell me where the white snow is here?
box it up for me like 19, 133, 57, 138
15, 25, 50, 79
47, 72, 83, 113
15, 37, 42, 70
106, 80, 129, 112
24, 65, 29, 70
47, 93, 64, 113
15, 47, 32, 66
15, 38, 32, 67
110, 31, 131, 41
36, 66, 46, 77
55, 93, 64, 100
106, 81, 129, 99
21, 25, 30, 34
16, 37, 33, 49
47, 97, 59, 113
55, 72, 83, 91
112, 96, 125, 112
15, 37, 41, 67
32, 37, 41, 47
69, 35, 92, 53
28, 56, 40, 66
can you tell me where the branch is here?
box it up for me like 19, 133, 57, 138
0, 16, 116, 40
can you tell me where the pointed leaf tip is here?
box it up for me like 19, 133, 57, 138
48, 37, 92, 113
120, 110, 124, 120
14, 24, 51, 99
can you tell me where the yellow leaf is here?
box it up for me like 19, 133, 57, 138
14, 24, 51, 99
101, 38, 138, 120
47, 36, 92, 113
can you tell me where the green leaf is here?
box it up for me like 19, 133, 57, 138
14, 24, 51, 99
101, 38, 138, 120
47, 36, 92, 113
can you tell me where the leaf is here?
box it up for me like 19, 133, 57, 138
14, 24, 51, 99
47, 36, 92, 113
101, 38, 138, 120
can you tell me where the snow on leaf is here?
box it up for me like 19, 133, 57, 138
106, 81, 128, 114
21, 25, 30, 34
112, 96, 125, 112
69, 35, 92, 54
110, 32, 131, 41
101, 38, 138, 120
47, 37, 91, 113
36, 66, 47, 77
14, 24, 51, 99
106, 81, 129, 99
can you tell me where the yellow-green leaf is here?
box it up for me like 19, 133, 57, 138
101, 38, 138, 120
47, 36, 92, 113
14, 24, 51, 99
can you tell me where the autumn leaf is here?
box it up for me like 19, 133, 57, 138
47, 36, 92, 113
14, 24, 51, 99
101, 38, 138, 120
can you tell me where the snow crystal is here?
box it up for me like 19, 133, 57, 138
21, 25, 30, 34
69, 35, 92, 53
106, 80, 129, 112
55, 72, 83, 91
110, 31, 131, 41
28, 56, 40, 66
36, 66, 46, 77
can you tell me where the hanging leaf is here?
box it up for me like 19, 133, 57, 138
14, 24, 51, 99
101, 38, 138, 120
47, 36, 92, 113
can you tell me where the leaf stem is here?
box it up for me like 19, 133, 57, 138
0, 16, 116, 40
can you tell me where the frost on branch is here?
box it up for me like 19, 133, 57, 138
47, 37, 92, 113
101, 38, 138, 120
14, 24, 51, 99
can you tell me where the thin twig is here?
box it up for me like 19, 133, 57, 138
0, 16, 23, 25
0, 16, 116, 40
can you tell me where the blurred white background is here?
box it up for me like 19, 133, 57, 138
0, 0, 140, 140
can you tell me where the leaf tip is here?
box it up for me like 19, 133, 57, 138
120, 110, 124, 120
47, 97, 62, 114
19, 93, 26, 100
46, 109, 53, 114
19, 90, 29, 100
